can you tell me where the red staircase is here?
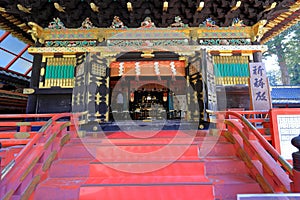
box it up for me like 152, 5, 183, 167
34, 130, 263, 200
1, 111, 294, 199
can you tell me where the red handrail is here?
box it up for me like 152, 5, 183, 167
224, 111, 292, 175
216, 111, 293, 193
0, 113, 59, 119
14, 113, 73, 163
0, 113, 79, 199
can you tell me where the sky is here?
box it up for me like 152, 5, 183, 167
263, 55, 280, 71
0, 30, 33, 76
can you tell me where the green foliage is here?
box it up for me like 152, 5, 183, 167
264, 22, 300, 85
267, 69, 282, 86
290, 64, 300, 85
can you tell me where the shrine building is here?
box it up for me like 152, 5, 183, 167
0, 1, 300, 199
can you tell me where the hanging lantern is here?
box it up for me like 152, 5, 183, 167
163, 92, 168, 102
130, 92, 134, 102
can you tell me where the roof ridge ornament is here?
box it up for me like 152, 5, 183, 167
201, 18, 218, 27
140, 17, 156, 28
232, 18, 246, 27
81, 18, 94, 29
171, 16, 188, 28
47, 18, 65, 29
110, 16, 126, 29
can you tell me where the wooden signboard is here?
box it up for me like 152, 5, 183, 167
249, 62, 272, 110
270, 108, 300, 160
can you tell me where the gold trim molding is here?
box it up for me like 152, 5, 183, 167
28, 45, 268, 55
27, 25, 255, 44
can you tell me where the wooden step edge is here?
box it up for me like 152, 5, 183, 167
80, 182, 214, 187
90, 160, 205, 164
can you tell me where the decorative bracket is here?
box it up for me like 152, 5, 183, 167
27, 22, 44, 44
251, 20, 267, 42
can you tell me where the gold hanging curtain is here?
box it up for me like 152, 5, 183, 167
213, 56, 249, 85
110, 60, 185, 77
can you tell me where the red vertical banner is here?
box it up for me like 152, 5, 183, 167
249, 62, 272, 110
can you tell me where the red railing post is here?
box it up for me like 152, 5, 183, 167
291, 135, 300, 192
69, 113, 78, 132
216, 112, 225, 130
19, 124, 31, 132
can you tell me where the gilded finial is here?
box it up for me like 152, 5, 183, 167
17, 4, 31, 13
90, 3, 99, 13
54, 2, 65, 12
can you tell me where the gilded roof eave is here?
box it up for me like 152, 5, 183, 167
0, 1, 299, 45
261, 0, 300, 44
0, 11, 34, 44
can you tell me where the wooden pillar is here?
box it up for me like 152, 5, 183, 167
72, 53, 110, 131
186, 50, 217, 129
26, 54, 42, 114
253, 51, 263, 62
187, 51, 205, 128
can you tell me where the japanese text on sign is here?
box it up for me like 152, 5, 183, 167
249, 62, 271, 110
